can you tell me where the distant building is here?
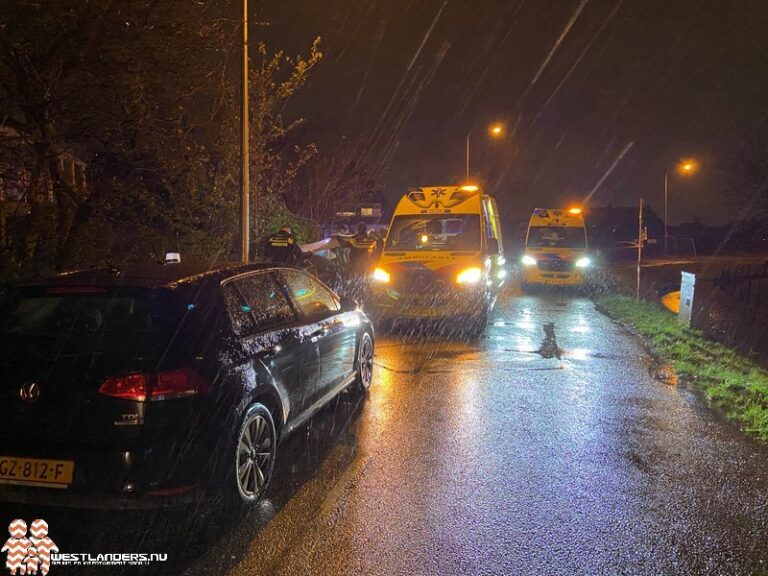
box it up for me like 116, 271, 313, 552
0, 127, 87, 246
324, 202, 386, 236
671, 220, 768, 254
586, 205, 665, 259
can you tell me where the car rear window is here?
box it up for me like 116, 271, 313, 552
0, 286, 185, 357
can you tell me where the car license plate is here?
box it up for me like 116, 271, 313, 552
407, 308, 441, 318
0, 456, 74, 489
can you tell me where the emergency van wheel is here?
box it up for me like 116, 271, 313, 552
467, 308, 488, 339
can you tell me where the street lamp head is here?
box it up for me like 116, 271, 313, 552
678, 158, 698, 176
489, 123, 504, 138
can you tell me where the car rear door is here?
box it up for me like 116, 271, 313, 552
221, 271, 316, 421
278, 270, 357, 399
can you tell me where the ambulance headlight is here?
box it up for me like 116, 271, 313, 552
371, 267, 391, 283
521, 254, 537, 266
456, 267, 482, 285
575, 257, 591, 268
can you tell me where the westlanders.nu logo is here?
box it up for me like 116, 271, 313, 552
1, 519, 57, 575
2, 520, 167, 573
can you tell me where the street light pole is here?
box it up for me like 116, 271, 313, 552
465, 124, 503, 183
664, 170, 669, 256
240, 0, 250, 263
465, 132, 471, 183
664, 159, 697, 258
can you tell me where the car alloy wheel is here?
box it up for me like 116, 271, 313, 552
235, 403, 276, 503
357, 332, 374, 390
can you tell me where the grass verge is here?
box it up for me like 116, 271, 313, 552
596, 294, 768, 440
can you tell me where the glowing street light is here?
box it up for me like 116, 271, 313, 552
466, 122, 505, 183
664, 158, 699, 256
679, 159, 698, 176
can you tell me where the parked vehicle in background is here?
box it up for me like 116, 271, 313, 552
0, 262, 374, 510
521, 207, 591, 289
369, 185, 506, 334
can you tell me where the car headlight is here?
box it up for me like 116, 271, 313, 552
521, 254, 537, 266
575, 257, 591, 268
456, 267, 482, 284
371, 267, 391, 283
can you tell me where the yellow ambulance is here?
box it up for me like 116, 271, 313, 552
370, 185, 506, 333
520, 207, 590, 289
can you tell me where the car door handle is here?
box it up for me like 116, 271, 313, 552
258, 345, 278, 357
310, 327, 327, 342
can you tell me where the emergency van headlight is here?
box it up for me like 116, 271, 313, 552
521, 254, 537, 266
575, 257, 591, 268
456, 267, 482, 285
372, 267, 391, 283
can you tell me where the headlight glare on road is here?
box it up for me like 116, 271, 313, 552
575, 257, 591, 268
371, 267, 391, 283
521, 254, 537, 266
456, 267, 482, 284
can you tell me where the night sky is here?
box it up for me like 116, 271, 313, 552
259, 0, 768, 225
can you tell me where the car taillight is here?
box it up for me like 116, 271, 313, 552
98, 369, 210, 401
152, 368, 210, 400
98, 373, 150, 401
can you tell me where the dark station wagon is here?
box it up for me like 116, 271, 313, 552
0, 262, 374, 509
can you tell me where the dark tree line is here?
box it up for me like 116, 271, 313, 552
0, 0, 353, 283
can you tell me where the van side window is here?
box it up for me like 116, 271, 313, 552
483, 198, 500, 240
281, 270, 340, 321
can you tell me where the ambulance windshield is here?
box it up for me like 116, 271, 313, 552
385, 214, 481, 251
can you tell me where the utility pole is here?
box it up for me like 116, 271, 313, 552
637, 197, 644, 301
240, 0, 250, 263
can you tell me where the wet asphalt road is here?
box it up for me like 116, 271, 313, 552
6, 287, 768, 575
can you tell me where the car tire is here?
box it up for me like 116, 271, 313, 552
355, 332, 374, 392
226, 403, 276, 511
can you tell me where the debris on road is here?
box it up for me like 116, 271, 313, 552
653, 364, 679, 386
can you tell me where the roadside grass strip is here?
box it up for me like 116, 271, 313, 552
596, 294, 768, 440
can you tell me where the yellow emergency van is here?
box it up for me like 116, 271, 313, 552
521, 207, 590, 289
370, 185, 506, 333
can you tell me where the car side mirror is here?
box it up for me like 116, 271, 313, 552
340, 295, 358, 312
487, 237, 500, 255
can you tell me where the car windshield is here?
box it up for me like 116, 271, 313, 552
384, 214, 481, 251
527, 226, 586, 249
0, 287, 184, 356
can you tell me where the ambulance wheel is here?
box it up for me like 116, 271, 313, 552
468, 309, 488, 339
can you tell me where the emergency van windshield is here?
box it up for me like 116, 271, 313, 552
527, 227, 586, 249
385, 214, 481, 251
